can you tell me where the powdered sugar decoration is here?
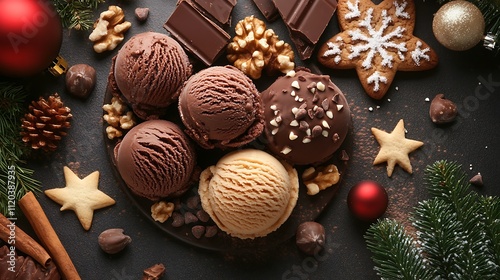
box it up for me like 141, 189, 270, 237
394, 1, 410, 19
411, 41, 431, 66
348, 8, 407, 69
345, 0, 361, 19
367, 71, 388, 92
323, 37, 344, 64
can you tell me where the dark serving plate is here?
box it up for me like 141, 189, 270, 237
104, 83, 352, 252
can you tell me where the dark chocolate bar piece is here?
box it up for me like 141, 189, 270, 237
179, 0, 237, 26
273, 0, 337, 60
288, 29, 316, 60
252, 0, 279, 22
165, 1, 230, 66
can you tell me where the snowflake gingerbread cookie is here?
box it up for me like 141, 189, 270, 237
318, 0, 438, 99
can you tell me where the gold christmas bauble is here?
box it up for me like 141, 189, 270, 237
432, 0, 485, 51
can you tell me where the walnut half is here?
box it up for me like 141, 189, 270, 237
302, 164, 340, 196
89, 6, 132, 53
151, 201, 175, 223
227, 16, 294, 79
102, 96, 136, 139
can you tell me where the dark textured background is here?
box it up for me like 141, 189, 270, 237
9, 0, 500, 279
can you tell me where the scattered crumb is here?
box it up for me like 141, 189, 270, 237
387, 98, 391, 102
395, 86, 399, 91
368, 107, 374, 112
424, 97, 430, 102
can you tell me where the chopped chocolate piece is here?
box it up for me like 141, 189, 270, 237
0, 246, 61, 280
469, 173, 483, 187
274, 0, 337, 60
192, 225, 206, 239
180, 0, 237, 26
204, 225, 218, 238
196, 209, 211, 223
164, 1, 231, 65
135, 7, 150, 22
186, 195, 201, 209
142, 263, 166, 280
340, 149, 349, 161
252, 0, 279, 21
171, 212, 185, 227
184, 212, 199, 224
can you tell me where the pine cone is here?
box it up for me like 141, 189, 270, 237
21, 93, 72, 152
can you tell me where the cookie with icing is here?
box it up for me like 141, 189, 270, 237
317, 0, 438, 99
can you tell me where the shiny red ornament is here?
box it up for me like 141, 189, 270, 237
347, 180, 388, 221
0, 0, 63, 77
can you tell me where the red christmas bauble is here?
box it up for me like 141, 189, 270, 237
0, 0, 63, 77
347, 180, 388, 221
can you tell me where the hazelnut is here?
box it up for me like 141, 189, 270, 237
295, 221, 325, 255
65, 64, 96, 99
98, 228, 132, 254
429, 94, 458, 124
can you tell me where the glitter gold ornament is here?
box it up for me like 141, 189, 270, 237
432, 0, 485, 51
21, 93, 72, 152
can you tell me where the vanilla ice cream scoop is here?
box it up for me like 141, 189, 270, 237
199, 149, 299, 239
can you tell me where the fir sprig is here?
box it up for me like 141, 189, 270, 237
365, 161, 500, 279
52, 0, 106, 30
365, 219, 434, 280
0, 81, 41, 216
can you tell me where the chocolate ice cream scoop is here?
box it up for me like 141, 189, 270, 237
114, 32, 192, 120
178, 66, 264, 149
261, 69, 351, 165
115, 120, 196, 200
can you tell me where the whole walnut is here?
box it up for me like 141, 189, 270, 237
227, 16, 295, 79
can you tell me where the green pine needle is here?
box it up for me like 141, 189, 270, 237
365, 219, 434, 280
0, 81, 41, 216
366, 161, 500, 279
52, 0, 106, 30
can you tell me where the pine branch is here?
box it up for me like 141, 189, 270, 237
413, 199, 462, 278
52, 0, 106, 30
0, 81, 41, 216
366, 161, 500, 279
365, 219, 434, 280
480, 195, 500, 275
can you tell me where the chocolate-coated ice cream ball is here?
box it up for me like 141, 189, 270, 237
114, 32, 192, 120
178, 66, 264, 149
261, 69, 351, 165
115, 120, 196, 200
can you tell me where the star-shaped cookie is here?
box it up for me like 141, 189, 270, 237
371, 119, 423, 177
318, 0, 438, 99
45, 166, 115, 230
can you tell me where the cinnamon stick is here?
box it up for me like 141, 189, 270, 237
19, 191, 81, 280
0, 212, 51, 268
